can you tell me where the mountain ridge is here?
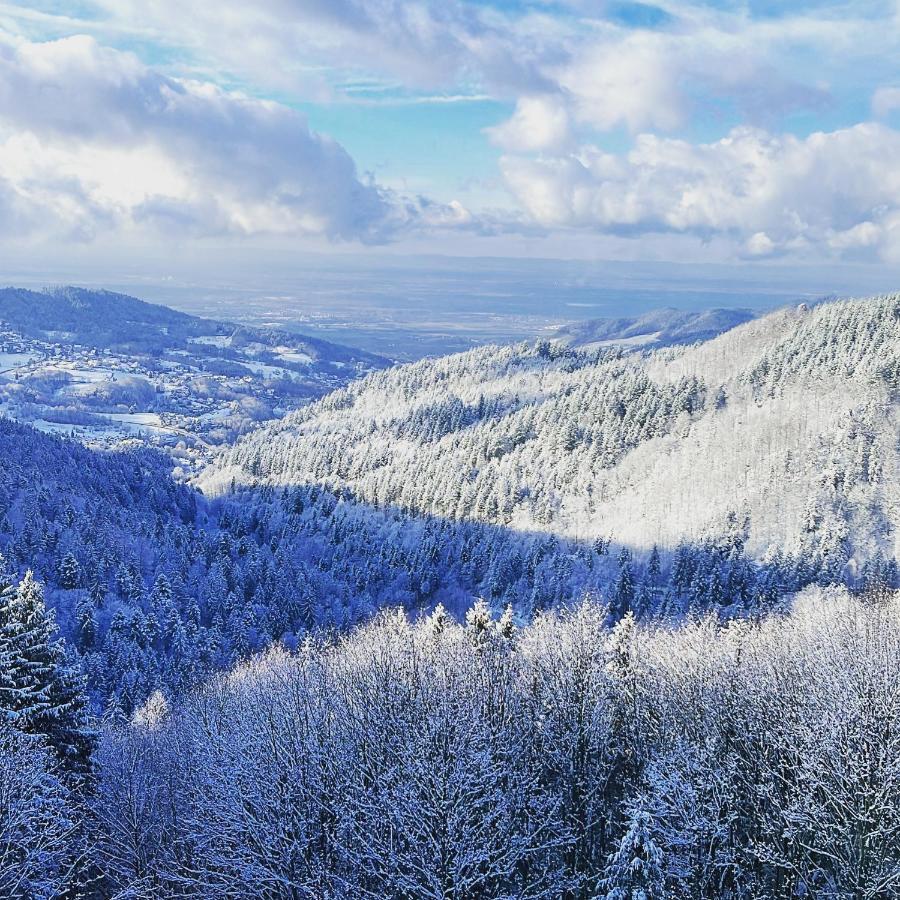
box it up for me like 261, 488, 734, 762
203, 293, 900, 580
553, 305, 757, 349
0, 285, 389, 367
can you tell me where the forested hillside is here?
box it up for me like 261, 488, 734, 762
0, 287, 390, 455
4, 294, 898, 721
84, 589, 900, 898
0, 286, 387, 368
205, 295, 900, 601
0, 418, 626, 714
2, 293, 900, 898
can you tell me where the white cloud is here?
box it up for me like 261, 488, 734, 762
873, 86, 900, 118
87, 0, 563, 98
485, 94, 571, 152
556, 32, 686, 134
500, 124, 900, 260
0, 33, 473, 244
0, 2, 897, 264
72, 0, 857, 128
744, 232, 777, 258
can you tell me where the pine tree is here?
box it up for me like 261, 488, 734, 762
0, 553, 14, 608
149, 572, 173, 608
633, 580, 655, 620
89, 578, 106, 608
0, 571, 54, 727
612, 551, 636, 620
646, 546, 661, 585
75, 597, 97, 651
0, 572, 94, 779
428, 602, 451, 638
497, 603, 516, 640
466, 598, 493, 647
602, 802, 666, 900
58, 552, 82, 590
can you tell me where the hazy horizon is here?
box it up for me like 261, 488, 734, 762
4, 253, 900, 358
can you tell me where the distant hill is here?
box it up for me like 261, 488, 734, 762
0, 287, 391, 451
0, 286, 388, 370
553, 306, 756, 349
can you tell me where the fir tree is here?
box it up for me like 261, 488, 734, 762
0, 572, 94, 779
75, 597, 97, 651
466, 598, 493, 647
602, 802, 666, 900
497, 603, 516, 640
612, 551, 636, 620
58, 552, 82, 590
428, 602, 451, 638
646, 546, 661, 585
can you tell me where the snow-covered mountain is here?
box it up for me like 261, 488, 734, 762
0, 286, 387, 370
5, 292, 900, 900
3, 291, 898, 719
204, 295, 900, 582
553, 306, 756, 349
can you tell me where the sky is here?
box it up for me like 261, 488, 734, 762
1, 0, 900, 277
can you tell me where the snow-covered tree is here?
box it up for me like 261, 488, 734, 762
57, 552, 81, 590
602, 802, 666, 900
0, 571, 94, 777
0, 724, 73, 899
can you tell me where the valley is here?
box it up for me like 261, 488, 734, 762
0, 287, 895, 719
0, 287, 387, 471
0, 286, 898, 900
5, 4, 898, 894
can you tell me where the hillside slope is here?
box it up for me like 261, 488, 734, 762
0, 286, 387, 369
204, 295, 900, 582
0, 287, 390, 454
553, 306, 756, 349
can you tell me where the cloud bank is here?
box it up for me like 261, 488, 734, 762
0, 34, 473, 244
500, 123, 900, 260
2, 1, 900, 262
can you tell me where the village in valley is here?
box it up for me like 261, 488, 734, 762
0, 288, 387, 475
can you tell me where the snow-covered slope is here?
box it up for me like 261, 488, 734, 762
0, 286, 388, 371
201, 295, 900, 580
553, 306, 756, 350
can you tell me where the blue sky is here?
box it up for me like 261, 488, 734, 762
0, 0, 899, 272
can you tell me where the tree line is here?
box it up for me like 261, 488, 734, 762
6, 578, 900, 897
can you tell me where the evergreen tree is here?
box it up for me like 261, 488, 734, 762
602, 803, 666, 900
465, 598, 493, 647
75, 597, 97, 651
646, 546, 661, 585
0, 553, 14, 606
612, 550, 636, 620
428, 602, 451, 638
0, 571, 54, 727
497, 603, 516, 640
58, 552, 82, 590
149, 572, 173, 608
89, 577, 106, 609
0, 572, 94, 779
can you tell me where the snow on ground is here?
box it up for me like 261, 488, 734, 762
578, 332, 663, 351
105, 412, 164, 428
0, 352, 39, 373
275, 349, 313, 365
30, 419, 80, 436
239, 360, 296, 379
187, 335, 232, 348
